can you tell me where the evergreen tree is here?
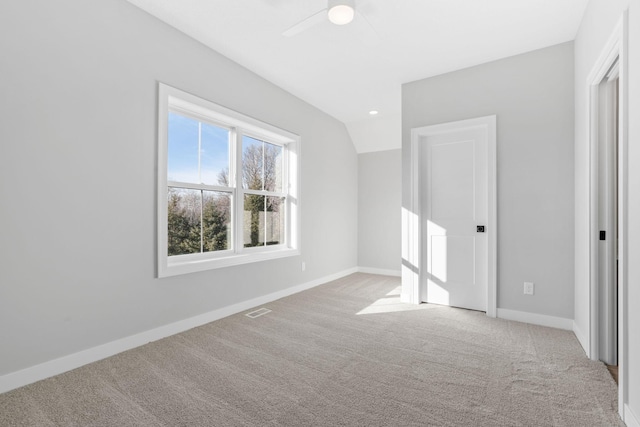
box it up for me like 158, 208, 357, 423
167, 189, 202, 255
203, 196, 229, 251
168, 190, 191, 256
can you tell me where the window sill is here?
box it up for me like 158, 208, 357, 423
158, 248, 300, 278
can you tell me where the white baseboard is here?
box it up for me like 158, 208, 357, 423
0, 267, 358, 395
625, 404, 640, 427
572, 321, 589, 356
358, 267, 401, 277
497, 308, 573, 331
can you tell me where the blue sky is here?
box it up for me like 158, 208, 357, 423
168, 111, 229, 185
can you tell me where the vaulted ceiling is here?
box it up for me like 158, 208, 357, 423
126, 0, 588, 152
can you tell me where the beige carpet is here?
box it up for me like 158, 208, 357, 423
0, 273, 623, 426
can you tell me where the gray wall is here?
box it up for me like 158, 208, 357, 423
358, 149, 401, 272
573, 0, 640, 419
0, 0, 358, 376
402, 42, 575, 319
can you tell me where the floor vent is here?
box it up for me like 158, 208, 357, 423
245, 308, 272, 319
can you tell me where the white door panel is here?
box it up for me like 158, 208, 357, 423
430, 140, 475, 220
420, 127, 488, 312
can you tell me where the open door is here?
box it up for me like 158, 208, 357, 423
597, 63, 619, 367
419, 126, 489, 311
407, 116, 497, 316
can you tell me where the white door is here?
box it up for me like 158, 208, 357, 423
419, 126, 490, 312
597, 70, 619, 366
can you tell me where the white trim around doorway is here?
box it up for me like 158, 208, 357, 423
584, 10, 628, 420
403, 115, 497, 317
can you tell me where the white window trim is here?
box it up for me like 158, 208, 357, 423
157, 83, 300, 278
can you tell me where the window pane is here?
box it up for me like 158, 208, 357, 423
201, 123, 230, 186
266, 196, 285, 245
243, 194, 265, 247
168, 188, 202, 256
168, 112, 199, 183
243, 136, 264, 190
243, 136, 283, 192
202, 191, 231, 252
168, 112, 230, 186
264, 142, 283, 192
243, 194, 285, 247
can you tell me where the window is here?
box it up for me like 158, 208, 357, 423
158, 83, 299, 277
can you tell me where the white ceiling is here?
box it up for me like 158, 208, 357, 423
126, 0, 588, 152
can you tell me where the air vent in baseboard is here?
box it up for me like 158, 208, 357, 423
245, 308, 272, 319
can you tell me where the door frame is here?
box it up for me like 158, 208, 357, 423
586, 11, 628, 419
402, 115, 497, 317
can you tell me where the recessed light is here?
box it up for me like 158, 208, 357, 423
369, 110, 379, 115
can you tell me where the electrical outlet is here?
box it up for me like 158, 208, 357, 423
524, 282, 534, 295
301, 262, 306, 272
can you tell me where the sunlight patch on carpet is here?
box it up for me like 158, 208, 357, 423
357, 286, 431, 315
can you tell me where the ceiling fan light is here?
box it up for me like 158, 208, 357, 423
328, 0, 355, 25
